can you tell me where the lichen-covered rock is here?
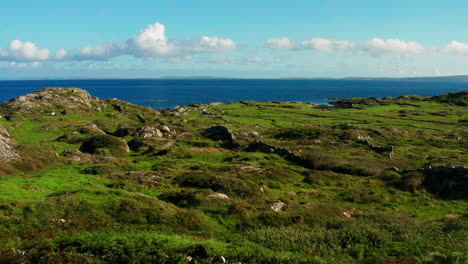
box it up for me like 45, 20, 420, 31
158, 125, 171, 133
0, 126, 19, 161
208, 192, 229, 199
1, 88, 101, 116
135, 126, 163, 138
270, 201, 286, 212
235, 130, 260, 138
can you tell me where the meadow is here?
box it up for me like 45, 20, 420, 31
0, 88, 466, 263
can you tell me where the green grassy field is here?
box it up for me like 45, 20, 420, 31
0, 88, 466, 263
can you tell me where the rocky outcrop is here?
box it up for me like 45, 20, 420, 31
245, 140, 302, 163
0, 126, 19, 161
1, 88, 101, 116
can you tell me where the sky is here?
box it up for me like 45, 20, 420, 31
1, 0, 468, 79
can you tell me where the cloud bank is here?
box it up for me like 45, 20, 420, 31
299, 37, 425, 56
0, 22, 237, 62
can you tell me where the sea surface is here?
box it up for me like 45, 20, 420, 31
0, 79, 466, 109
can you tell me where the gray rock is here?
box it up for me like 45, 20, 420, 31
270, 201, 286, 212
135, 126, 163, 138
202, 126, 235, 141
208, 192, 229, 199
245, 140, 302, 163
0, 126, 19, 161
158, 125, 171, 133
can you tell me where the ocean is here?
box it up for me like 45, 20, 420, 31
0, 79, 466, 109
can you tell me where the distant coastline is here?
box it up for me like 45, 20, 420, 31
2, 75, 468, 82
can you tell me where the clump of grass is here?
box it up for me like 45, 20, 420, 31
175, 172, 259, 197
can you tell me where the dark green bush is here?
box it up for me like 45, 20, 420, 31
79, 135, 129, 156
175, 172, 259, 197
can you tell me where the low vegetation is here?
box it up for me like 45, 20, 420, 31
0, 88, 466, 263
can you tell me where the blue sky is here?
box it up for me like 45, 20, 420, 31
1, 0, 468, 79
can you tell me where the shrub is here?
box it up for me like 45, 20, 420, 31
301, 150, 379, 176
175, 172, 259, 197
401, 172, 425, 191
79, 135, 129, 156
158, 190, 202, 208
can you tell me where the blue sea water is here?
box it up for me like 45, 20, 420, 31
0, 79, 466, 109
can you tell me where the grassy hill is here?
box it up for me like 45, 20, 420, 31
0, 88, 466, 263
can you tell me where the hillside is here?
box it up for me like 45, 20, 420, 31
0, 88, 467, 263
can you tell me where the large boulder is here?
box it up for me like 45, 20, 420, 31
202, 126, 235, 141
79, 135, 129, 156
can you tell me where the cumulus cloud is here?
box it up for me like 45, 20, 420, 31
443, 40, 468, 55
266, 38, 294, 50
0, 40, 50, 61
0, 22, 237, 62
362, 38, 424, 56
130, 22, 174, 57
302, 38, 355, 52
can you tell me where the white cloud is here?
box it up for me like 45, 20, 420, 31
130, 22, 175, 57
362, 38, 424, 56
0, 22, 237, 62
246, 56, 263, 63
300, 37, 424, 56
0, 40, 50, 61
266, 38, 294, 50
443, 40, 468, 55
197, 36, 236, 52
75, 42, 128, 60
302, 38, 355, 52
54, 48, 68, 60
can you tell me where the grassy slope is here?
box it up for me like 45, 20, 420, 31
0, 91, 466, 263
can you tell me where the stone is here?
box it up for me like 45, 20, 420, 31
0, 126, 20, 161
208, 192, 229, 199
135, 126, 163, 138
61, 149, 86, 161
270, 201, 286, 212
202, 126, 235, 141
245, 140, 302, 164
237, 130, 260, 138
158, 125, 171, 133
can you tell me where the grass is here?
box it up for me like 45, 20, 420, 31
0, 88, 466, 263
